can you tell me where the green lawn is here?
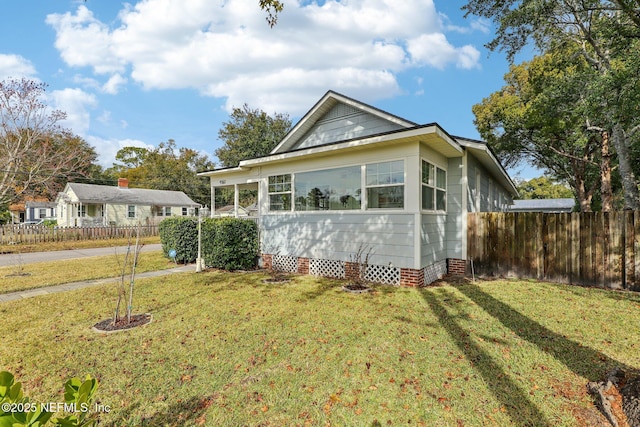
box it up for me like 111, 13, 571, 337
0, 251, 172, 294
0, 236, 161, 254
2, 272, 638, 426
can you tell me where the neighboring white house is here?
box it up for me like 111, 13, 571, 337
25, 201, 57, 222
55, 178, 200, 227
213, 205, 250, 217
199, 91, 518, 286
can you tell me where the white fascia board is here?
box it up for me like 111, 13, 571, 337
242, 126, 462, 168
458, 139, 519, 197
197, 166, 247, 177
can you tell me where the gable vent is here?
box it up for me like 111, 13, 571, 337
323, 103, 360, 121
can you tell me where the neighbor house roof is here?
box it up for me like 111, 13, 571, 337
509, 198, 575, 213
25, 201, 57, 209
59, 183, 200, 207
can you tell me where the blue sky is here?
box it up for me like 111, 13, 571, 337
0, 0, 539, 179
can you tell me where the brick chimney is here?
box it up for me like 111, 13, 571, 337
117, 178, 129, 189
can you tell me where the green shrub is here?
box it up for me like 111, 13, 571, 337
0, 371, 99, 427
159, 217, 258, 270
202, 218, 259, 270
159, 217, 198, 264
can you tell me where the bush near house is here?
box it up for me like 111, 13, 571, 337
159, 217, 258, 270
159, 217, 198, 264
202, 217, 259, 270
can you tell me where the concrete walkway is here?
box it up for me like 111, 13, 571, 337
0, 263, 195, 304
0, 244, 163, 267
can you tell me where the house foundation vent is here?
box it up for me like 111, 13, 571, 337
272, 255, 298, 273
309, 258, 345, 279
365, 264, 401, 285
423, 260, 447, 285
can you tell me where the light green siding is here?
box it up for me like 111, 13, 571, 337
261, 213, 415, 268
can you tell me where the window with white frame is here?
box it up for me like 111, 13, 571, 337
39, 208, 47, 218
127, 205, 136, 218
422, 160, 446, 211
366, 160, 404, 209
157, 206, 171, 216
77, 205, 86, 217
295, 166, 361, 211
268, 174, 292, 211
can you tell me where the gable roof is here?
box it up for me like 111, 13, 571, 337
60, 183, 200, 207
454, 136, 518, 197
271, 90, 417, 154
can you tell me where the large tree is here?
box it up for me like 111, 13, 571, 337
0, 78, 98, 206
473, 49, 614, 211
516, 177, 574, 200
215, 104, 292, 168
108, 140, 215, 207
464, 0, 640, 209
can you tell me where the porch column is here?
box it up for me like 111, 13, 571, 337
234, 184, 239, 218
211, 186, 216, 215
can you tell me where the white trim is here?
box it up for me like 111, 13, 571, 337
461, 153, 468, 260
243, 126, 462, 169
270, 91, 417, 154
420, 159, 448, 213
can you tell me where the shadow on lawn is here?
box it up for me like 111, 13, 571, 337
456, 283, 631, 382
105, 395, 215, 427
419, 287, 552, 426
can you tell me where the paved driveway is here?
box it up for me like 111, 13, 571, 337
0, 244, 163, 267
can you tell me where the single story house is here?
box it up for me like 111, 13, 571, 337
509, 198, 575, 213
213, 205, 250, 217
8, 200, 56, 224
200, 91, 518, 285
25, 201, 57, 222
55, 178, 200, 227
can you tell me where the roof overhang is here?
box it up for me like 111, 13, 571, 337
456, 137, 519, 197
249, 124, 461, 168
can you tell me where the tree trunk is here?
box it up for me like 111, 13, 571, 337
612, 123, 640, 210
575, 174, 593, 212
600, 131, 613, 211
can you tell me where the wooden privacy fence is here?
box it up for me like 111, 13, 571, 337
468, 211, 640, 291
0, 224, 159, 245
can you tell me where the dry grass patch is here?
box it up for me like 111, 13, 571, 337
0, 236, 161, 254
0, 251, 171, 294
1, 274, 638, 426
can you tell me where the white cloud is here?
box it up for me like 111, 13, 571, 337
47, 0, 482, 115
86, 136, 155, 168
102, 73, 127, 94
407, 34, 480, 70
50, 88, 97, 134
0, 54, 37, 80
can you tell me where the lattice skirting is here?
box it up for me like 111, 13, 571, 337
272, 255, 299, 273
422, 260, 447, 285
309, 258, 345, 279
365, 264, 401, 285
263, 253, 453, 287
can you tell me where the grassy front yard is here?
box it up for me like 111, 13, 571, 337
2, 272, 639, 426
0, 251, 172, 294
0, 236, 161, 254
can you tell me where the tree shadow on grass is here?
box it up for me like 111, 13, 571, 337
455, 283, 632, 382
105, 395, 216, 427
419, 287, 552, 426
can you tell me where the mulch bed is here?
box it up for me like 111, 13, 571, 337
342, 283, 372, 293
93, 313, 152, 332
588, 368, 640, 427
